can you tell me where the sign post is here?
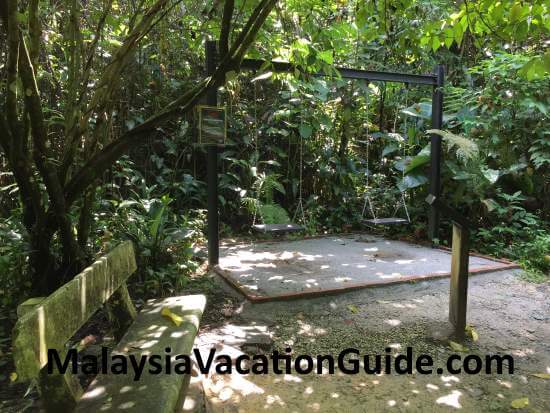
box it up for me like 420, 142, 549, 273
205, 40, 220, 266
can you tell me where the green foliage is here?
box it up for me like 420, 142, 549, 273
0, 216, 30, 307
516, 233, 550, 282
91, 158, 206, 296
242, 171, 291, 225
423, 0, 549, 78
254, 173, 286, 204
259, 204, 291, 225
98, 193, 205, 295
475, 190, 548, 280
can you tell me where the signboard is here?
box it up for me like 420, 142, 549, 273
198, 105, 226, 145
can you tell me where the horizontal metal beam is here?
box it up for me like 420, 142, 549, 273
241, 58, 438, 86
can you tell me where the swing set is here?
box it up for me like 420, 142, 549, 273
248, 80, 306, 234
248, 75, 414, 232
361, 83, 412, 226
203, 40, 444, 267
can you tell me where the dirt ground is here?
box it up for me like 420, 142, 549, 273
185, 269, 550, 412
2, 269, 548, 412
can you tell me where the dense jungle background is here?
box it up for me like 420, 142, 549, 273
0, 0, 548, 314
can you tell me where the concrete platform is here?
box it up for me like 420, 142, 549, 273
215, 234, 518, 301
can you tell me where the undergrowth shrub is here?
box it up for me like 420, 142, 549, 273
0, 216, 30, 307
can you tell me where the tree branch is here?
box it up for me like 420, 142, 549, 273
18, 33, 83, 271
219, 0, 235, 57
226, 0, 277, 66
65, 77, 210, 205
61, 0, 171, 179
79, 0, 114, 105
80, 0, 170, 128
59, 0, 83, 184
0, 104, 43, 229
0, 5, 44, 229
63, 0, 278, 207
5, 0, 20, 141
28, 0, 41, 67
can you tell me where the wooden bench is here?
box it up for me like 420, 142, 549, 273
12, 241, 206, 412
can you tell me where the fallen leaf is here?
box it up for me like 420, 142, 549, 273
510, 397, 529, 409
347, 305, 359, 314
449, 340, 469, 352
531, 373, 550, 379
161, 307, 183, 326
9, 372, 17, 382
76, 334, 99, 352
465, 325, 479, 342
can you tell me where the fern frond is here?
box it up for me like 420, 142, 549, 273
427, 129, 479, 163
241, 197, 260, 214
254, 173, 285, 203
259, 203, 291, 224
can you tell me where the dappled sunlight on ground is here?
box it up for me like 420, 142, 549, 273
191, 356, 532, 412
188, 269, 549, 412
217, 234, 516, 300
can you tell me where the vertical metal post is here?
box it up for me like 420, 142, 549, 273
428, 64, 444, 243
206, 40, 219, 266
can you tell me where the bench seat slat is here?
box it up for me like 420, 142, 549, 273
76, 294, 206, 413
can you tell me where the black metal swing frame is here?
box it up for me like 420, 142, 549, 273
203, 40, 444, 266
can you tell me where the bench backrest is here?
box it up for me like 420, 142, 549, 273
12, 241, 137, 381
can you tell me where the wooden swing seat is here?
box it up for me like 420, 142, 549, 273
362, 217, 409, 226
252, 223, 305, 234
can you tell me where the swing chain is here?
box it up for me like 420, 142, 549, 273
362, 81, 412, 223
252, 81, 259, 226
399, 84, 411, 223
362, 80, 377, 220
293, 110, 306, 225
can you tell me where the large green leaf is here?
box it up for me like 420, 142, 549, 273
404, 155, 430, 175
299, 124, 313, 139
482, 168, 501, 183
427, 129, 479, 162
251, 71, 273, 82
402, 144, 431, 174
317, 50, 334, 65
398, 174, 428, 191
382, 144, 399, 157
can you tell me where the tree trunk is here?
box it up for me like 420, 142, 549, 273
29, 228, 57, 295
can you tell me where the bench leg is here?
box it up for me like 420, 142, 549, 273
107, 283, 137, 341
449, 224, 469, 341
38, 366, 83, 412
